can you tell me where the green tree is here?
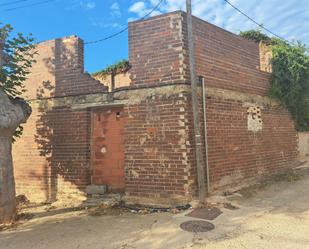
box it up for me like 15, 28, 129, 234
0, 24, 37, 140
0, 24, 37, 97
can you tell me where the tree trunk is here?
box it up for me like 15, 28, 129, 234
0, 90, 31, 224
0, 136, 16, 223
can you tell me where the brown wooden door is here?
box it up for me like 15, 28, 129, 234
91, 107, 125, 192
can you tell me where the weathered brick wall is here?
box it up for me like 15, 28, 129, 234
13, 36, 107, 203
191, 15, 271, 96
93, 71, 131, 91
128, 12, 298, 195
54, 37, 107, 96
190, 15, 297, 189
129, 12, 190, 86
12, 12, 299, 206
24, 36, 107, 100
129, 12, 271, 95
201, 89, 298, 190
14, 105, 91, 202
120, 88, 196, 205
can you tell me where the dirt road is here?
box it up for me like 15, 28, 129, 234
1, 170, 309, 249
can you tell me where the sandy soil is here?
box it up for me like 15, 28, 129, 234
0, 170, 309, 249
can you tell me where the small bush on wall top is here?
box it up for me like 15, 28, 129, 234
92, 59, 130, 77
240, 30, 309, 131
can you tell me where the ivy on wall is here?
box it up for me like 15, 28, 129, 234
240, 30, 309, 131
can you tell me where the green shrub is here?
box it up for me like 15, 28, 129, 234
240, 30, 309, 130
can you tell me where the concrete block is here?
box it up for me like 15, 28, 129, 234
86, 185, 107, 195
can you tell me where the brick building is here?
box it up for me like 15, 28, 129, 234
13, 11, 298, 206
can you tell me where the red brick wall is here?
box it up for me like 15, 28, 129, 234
203, 94, 298, 190
129, 12, 190, 86
54, 37, 107, 97
189, 14, 298, 188
129, 11, 270, 95
13, 12, 299, 205
127, 12, 298, 195
14, 105, 92, 202
191, 16, 271, 96
123, 92, 196, 204
24, 36, 107, 100
13, 36, 107, 203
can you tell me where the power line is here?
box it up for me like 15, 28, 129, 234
222, 0, 291, 43
0, 0, 30, 7
84, 26, 129, 45
3, 0, 55, 11
85, 0, 165, 45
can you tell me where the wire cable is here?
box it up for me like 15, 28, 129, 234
3, 0, 55, 11
222, 0, 291, 43
0, 0, 31, 7
84, 0, 165, 45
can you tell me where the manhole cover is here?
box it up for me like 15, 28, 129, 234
186, 207, 222, 220
180, 220, 215, 233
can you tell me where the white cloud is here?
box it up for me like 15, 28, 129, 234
111, 2, 121, 18
129, 1, 164, 18
90, 17, 122, 28
111, 2, 119, 10
128, 0, 309, 45
129, 2, 148, 16
80, 0, 96, 10
129, 2, 146, 13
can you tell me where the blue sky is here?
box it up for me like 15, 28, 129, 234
2, 0, 309, 73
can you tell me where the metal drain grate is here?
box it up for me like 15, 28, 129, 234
180, 220, 215, 233
186, 207, 222, 220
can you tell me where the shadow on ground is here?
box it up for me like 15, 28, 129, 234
1, 169, 309, 249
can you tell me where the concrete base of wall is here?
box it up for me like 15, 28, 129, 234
210, 166, 300, 196
123, 195, 193, 208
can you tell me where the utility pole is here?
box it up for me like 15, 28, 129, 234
186, 0, 207, 203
